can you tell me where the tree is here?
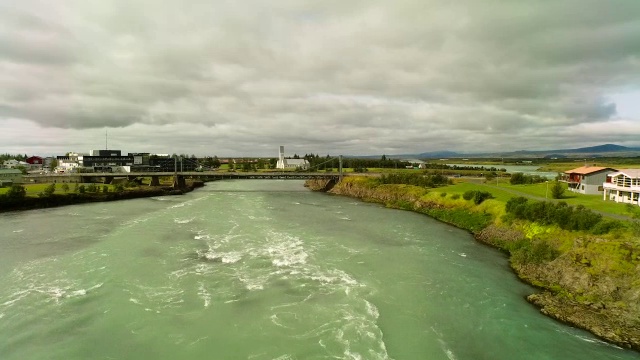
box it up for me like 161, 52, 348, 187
6, 184, 26, 199
550, 181, 565, 199
49, 159, 58, 172
42, 183, 56, 197
61, 183, 70, 193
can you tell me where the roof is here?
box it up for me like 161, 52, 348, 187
285, 159, 309, 165
564, 166, 615, 175
607, 169, 640, 179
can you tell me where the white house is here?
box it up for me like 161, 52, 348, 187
276, 146, 309, 170
603, 169, 640, 206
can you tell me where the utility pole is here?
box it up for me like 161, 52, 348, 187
339, 155, 343, 180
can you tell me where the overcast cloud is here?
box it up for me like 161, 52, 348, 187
1, 0, 639, 156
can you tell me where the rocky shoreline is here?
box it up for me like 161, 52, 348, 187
306, 177, 640, 351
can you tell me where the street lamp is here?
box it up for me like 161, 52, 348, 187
546, 180, 549, 199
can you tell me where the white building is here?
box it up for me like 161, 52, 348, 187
276, 146, 309, 170
603, 169, 640, 206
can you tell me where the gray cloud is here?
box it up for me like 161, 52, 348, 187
1, 0, 639, 156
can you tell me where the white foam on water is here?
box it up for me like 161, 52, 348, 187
272, 355, 294, 360
12, 229, 23, 233
129, 298, 141, 305
265, 232, 309, 268
169, 203, 185, 209
198, 282, 211, 308
174, 217, 194, 224
0, 313, 4, 319
340, 217, 351, 221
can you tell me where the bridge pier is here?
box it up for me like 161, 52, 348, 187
149, 176, 160, 186
173, 175, 186, 189
103, 176, 114, 184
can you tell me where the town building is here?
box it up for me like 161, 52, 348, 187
563, 166, 616, 195
603, 169, 640, 206
0, 169, 22, 186
276, 146, 309, 170
26, 156, 44, 168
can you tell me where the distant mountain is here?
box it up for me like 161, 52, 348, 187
416, 150, 463, 158
393, 144, 640, 159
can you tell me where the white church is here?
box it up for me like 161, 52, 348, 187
276, 146, 310, 170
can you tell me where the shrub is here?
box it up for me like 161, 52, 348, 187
451, 194, 460, 200
86, 183, 98, 193
41, 183, 56, 197
591, 220, 623, 235
114, 184, 125, 193
510, 172, 547, 185
505, 197, 607, 233
61, 183, 70, 193
550, 181, 565, 199
78, 185, 86, 194
440, 192, 447, 197
102, 185, 109, 193
6, 184, 26, 199
473, 191, 493, 205
462, 190, 493, 204
462, 190, 475, 200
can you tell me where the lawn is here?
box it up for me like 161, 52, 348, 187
0, 183, 116, 197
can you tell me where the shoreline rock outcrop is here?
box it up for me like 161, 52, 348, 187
308, 177, 640, 351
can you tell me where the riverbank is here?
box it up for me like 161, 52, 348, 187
0, 181, 203, 213
306, 177, 640, 351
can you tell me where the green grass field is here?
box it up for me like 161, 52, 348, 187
0, 183, 117, 197
440, 179, 635, 218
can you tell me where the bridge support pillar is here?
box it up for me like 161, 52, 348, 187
103, 176, 114, 184
173, 175, 186, 189
149, 176, 160, 186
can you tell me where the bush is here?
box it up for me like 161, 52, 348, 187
61, 183, 70, 193
78, 185, 86, 194
102, 185, 109, 193
114, 184, 125, 193
462, 190, 475, 200
550, 181, 565, 199
473, 191, 493, 204
86, 183, 98, 193
41, 183, 56, 197
451, 194, 460, 200
505, 197, 607, 233
462, 190, 493, 204
6, 184, 26, 199
591, 220, 623, 235
440, 192, 447, 197
510, 172, 547, 185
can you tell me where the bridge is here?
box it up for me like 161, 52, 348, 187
24, 155, 347, 189
23, 171, 344, 189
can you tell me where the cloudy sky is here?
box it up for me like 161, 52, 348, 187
1, 0, 640, 157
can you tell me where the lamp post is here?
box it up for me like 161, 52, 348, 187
546, 180, 549, 199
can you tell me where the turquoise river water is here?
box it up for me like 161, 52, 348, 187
0, 180, 637, 359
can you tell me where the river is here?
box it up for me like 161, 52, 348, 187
0, 180, 636, 359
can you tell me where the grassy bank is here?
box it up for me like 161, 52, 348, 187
316, 176, 640, 350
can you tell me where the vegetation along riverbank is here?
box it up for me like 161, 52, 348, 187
0, 180, 203, 213
305, 176, 640, 351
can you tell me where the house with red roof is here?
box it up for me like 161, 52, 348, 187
563, 166, 616, 195
603, 169, 640, 206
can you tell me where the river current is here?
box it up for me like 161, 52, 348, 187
0, 180, 636, 359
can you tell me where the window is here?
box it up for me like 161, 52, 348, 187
581, 185, 584, 190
